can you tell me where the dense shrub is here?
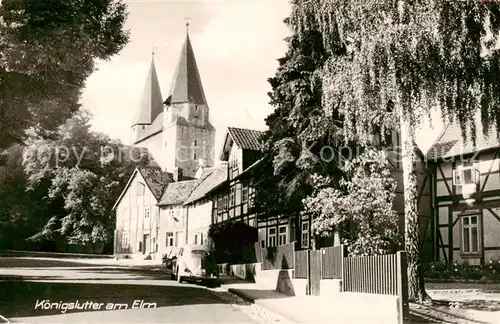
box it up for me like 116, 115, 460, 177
208, 220, 258, 264
424, 259, 500, 281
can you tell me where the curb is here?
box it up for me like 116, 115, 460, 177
226, 288, 297, 323
227, 288, 256, 304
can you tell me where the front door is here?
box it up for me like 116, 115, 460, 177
143, 234, 150, 254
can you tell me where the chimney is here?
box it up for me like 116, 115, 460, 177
198, 158, 207, 168
173, 167, 183, 182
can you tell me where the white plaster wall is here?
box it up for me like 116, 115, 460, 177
187, 199, 212, 245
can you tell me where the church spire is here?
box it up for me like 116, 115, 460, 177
132, 52, 163, 126
165, 22, 207, 106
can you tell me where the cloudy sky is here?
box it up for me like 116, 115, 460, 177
81, 0, 442, 156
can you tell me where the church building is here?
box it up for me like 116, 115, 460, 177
113, 25, 220, 259
130, 24, 216, 177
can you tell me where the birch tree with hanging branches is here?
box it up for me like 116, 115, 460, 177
291, 0, 500, 302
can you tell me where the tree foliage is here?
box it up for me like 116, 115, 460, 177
0, 144, 53, 250
292, 0, 500, 144
290, 0, 500, 302
303, 148, 401, 256
251, 16, 348, 219
22, 110, 149, 245
0, 0, 129, 151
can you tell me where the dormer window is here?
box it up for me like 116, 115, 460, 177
453, 162, 480, 187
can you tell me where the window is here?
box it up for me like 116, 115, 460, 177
242, 185, 248, 203
194, 153, 197, 160
144, 207, 150, 218
268, 228, 277, 247
301, 221, 310, 248
278, 225, 287, 246
164, 141, 168, 147
194, 139, 197, 147
229, 187, 235, 208
137, 183, 145, 196
248, 195, 254, 208
223, 195, 229, 210
461, 214, 480, 254
218, 196, 224, 213
122, 231, 129, 248
138, 241, 142, 252
195, 106, 198, 111
166, 232, 174, 247
194, 234, 198, 244
201, 233, 204, 245
453, 162, 480, 186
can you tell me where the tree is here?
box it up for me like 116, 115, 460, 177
291, 0, 500, 302
0, 144, 54, 250
303, 148, 401, 256
0, 0, 129, 152
22, 110, 149, 250
251, 16, 349, 236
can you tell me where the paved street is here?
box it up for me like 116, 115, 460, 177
0, 257, 275, 324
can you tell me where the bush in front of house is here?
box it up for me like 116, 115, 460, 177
424, 259, 500, 281
208, 220, 258, 265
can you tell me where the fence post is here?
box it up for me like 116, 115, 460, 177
307, 249, 311, 295
396, 251, 409, 324
340, 244, 347, 291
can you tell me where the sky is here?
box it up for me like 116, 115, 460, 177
81, 0, 443, 157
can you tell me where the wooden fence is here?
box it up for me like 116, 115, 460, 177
260, 242, 295, 270
342, 251, 409, 322
321, 245, 347, 279
294, 249, 308, 279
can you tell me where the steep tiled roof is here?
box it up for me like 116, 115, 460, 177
183, 165, 228, 205
165, 32, 207, 106
137, 167, 172, 200
227, 127, 265, 151
134, 112, 163, 144
426, 114, 500, 160
157, 180, 199, 206
132, 58, 164, 126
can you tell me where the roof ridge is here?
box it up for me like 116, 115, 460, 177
184, 171, 214, 202
228, 126, 265, 133
424, 123, 449, 156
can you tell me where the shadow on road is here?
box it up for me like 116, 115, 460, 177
0, 258, 110, 268
0, 277, 225, 318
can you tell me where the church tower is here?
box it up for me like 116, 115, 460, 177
130, 23, 215, 178
131, 53, 163, 145
161, 23, 216, 178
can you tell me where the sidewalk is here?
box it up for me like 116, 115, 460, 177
217, 275, 499, 324
217, 275, 403, 324
216, 275, 334, 323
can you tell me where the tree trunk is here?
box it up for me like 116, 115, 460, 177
399, 107, 431, 303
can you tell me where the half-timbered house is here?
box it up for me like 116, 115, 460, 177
190, 127, 434, 257
426, 118, 500, 265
